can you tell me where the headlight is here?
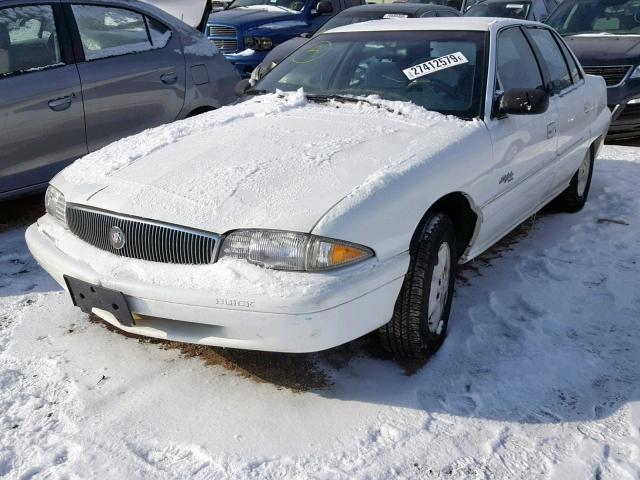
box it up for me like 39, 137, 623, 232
45, 185, 66, 224
244, 36, 273, 51
629, 65, 640, 80
218, 230, 374, 271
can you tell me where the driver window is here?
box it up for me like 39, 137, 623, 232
496, 27, 544, 93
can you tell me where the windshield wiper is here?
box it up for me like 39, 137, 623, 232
306, 93, 375, 105
305, 93, 401, 113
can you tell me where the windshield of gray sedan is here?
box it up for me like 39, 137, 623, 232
464, 1, 531, 19
252, 31, 487, 119
546, 0, 640, 35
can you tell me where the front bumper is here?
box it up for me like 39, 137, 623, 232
223, 50, 267, 77
606, 77, 640, 140
608, 102, 640, 140
26, 218, 408, 353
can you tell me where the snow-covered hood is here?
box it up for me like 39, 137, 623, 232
54, 91, 479, 234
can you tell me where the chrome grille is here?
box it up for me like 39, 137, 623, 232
211, 38, 238, 53
583, 65, 632, 87
66, 206, 218, 265
209, 25, 236, 37
208, 24, 238, 53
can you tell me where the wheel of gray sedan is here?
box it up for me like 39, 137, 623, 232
553, 148, 594, 213
379, 213, 456, 359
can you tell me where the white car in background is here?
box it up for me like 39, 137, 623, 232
27, 18, 610, 358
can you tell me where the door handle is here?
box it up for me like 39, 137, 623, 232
547, 122, 557, 139
48, 94, 74, 112
584, 102, 594, 114
160, 72, 178, 85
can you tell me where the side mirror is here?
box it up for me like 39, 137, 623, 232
234, 78, 251, 97
316, 1, 333, 14
496, 88, 549, 116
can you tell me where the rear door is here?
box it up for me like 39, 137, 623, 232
526, 26, 592, 191
67, 2, 186, 151
0, 2, 86, 197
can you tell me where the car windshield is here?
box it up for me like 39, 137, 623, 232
546, 0, 640, 35
463, 0, 484, 12
315, 13, 407, 36
465, 1, 531, 18
227, 0, 304, 13
251, 30, 487, 119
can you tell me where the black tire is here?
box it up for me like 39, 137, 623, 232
379, 213, 456, 359
553, 148, 594, 213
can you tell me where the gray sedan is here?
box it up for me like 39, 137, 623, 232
0, 0, 240, 200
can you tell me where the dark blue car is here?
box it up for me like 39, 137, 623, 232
207, 0, 365, 76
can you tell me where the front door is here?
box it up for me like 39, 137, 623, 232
475, 26, 558, 250
68, 3, 186, 152
0, 3, 86, 197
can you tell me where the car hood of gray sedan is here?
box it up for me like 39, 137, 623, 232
54, 93, 478, 234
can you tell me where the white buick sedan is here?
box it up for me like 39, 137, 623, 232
27, 18, 610, 358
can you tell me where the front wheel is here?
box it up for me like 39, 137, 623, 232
553, 148, 594, 213
379, 213, 456, 359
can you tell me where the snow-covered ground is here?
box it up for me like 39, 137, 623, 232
1, 144, 639, 479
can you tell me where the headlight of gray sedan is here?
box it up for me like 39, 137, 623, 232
45, 185, 66, 224
219, 230, 374, 271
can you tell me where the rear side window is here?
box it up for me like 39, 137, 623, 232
526, 27, 572, 93
496, 27, 544, 92
0, 5, 62, 77
71, 5, 171, 61
555, 32, 581, 84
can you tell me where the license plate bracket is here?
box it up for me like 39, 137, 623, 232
64, 276, 135, 327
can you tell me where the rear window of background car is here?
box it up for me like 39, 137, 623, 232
71, 5, 171, 61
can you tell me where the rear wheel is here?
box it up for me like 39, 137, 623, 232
379, 213, 456, 359
553, 148, 594, 213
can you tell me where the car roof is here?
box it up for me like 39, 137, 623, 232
326, 16, 541, 33
339, 3, 460, 15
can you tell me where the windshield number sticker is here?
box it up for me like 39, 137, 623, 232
403, 52, 468, 81
506, 3, 524, 7
383, 13, 409, 18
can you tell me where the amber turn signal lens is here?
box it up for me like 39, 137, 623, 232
329, 244, 368, 265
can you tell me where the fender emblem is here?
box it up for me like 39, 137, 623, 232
499, 171, 514, 184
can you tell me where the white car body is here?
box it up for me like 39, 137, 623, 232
26, 18, 611, 353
